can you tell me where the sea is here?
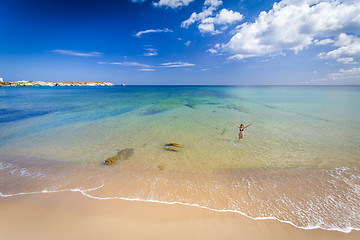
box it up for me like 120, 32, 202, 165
0, 85, 359, 232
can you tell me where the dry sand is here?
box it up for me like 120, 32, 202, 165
0, 191, 359, 240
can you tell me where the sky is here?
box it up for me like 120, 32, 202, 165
0, 0, 360, 85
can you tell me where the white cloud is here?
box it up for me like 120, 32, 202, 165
143, 48, 158, 56
106, 61, 194, 69
181, 0, 242, 34
52, 50, 102, 57
337, 57, 356, 64
213, 0, 360, 60
110, 62, 153, 68
138, 68, 156, 71
318, 33, 360, 64
314, 38, 334, 45
227, 54, 257, 60
309, 67, 360, 84
205, 0, 222, 9
198, 23, 218, 34
135, 28, 173, 38
161, 62, 195, 67
181, 0, 223, 28
198, 9, 243, 34
335, 32, 355, 46
202, 9, 243, 25
207, 48, 217, 54
153, 0, 194, 9
328, 67, 360, 81
207, 43, 224, 54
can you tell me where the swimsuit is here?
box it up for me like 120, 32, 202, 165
239, 128, 244, 137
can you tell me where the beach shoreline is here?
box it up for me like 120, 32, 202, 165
0, 191, 359, 240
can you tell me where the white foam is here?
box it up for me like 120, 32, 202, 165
1, 185, 358, 233
0, 161, 47, 179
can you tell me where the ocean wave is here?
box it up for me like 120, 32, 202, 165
0, 161, 47, 178
1, 175, 359, 234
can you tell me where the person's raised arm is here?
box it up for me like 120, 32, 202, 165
233, 121, 240, 128
244, 124, 252, 129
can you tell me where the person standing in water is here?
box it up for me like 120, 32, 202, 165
233, 121, 252, 140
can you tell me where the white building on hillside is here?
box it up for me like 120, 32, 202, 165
0, 78, 3, 82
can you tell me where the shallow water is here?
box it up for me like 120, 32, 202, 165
0, 86, 359, 232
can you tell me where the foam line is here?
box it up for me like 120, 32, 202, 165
1, 186, 358, 233
0, 184, 104, 197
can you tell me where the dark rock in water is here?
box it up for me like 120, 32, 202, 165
164, 143, 184, 152
104, 148, 134, 165
184, 104, 194, 109
142, 109, 164, 115
118, 148, 134, 159
104, 155, 120, 165
226, 104, 250, 113
168, 143, 183, 147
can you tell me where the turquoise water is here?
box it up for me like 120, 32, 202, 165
0, 86, 359, 232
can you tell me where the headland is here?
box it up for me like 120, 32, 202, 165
0, 80, 114, 87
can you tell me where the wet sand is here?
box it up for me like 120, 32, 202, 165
0, 192, 359, 240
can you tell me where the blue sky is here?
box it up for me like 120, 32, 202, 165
0, 0, 360, 85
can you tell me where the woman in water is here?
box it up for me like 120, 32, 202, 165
233, 121, 252, 140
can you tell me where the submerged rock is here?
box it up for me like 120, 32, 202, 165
221, 127, 227, 136
164, 143, 184, 152
104, 155, 119, 165
184, 103, 195, 109
142, 109, 165, 116
104, 148, 134, 165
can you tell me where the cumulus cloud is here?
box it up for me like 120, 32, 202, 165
181, 0, 223, 28
200, 9, 243, 33
153, 0, 194, 9
181, 0, 241, 34
161, 62, 195, 67
52, 50, 102, 57
318, 33, 360, 64
212, 0, 360, 60
198, 23, 219, 34
212, 9, 243, 25
135, 28, 173, 38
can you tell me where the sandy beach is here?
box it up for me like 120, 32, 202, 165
0, 192, 359, 240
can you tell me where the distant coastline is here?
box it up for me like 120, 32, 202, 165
0, 80, 114, 87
